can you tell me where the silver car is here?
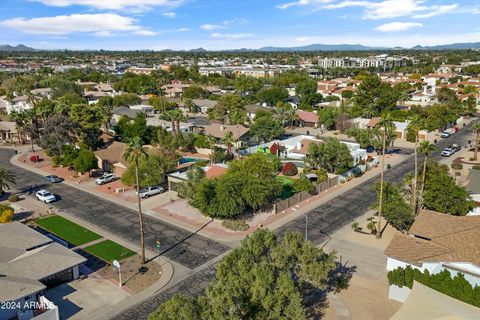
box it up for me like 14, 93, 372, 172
137, 186, 165, 198
95, 173, 116, 185
36, 189, 56, 203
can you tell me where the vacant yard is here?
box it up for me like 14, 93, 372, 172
83, 240, 136, 263
36, 215, 101, 246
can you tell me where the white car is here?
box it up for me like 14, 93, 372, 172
36, 189, 56, 203
95, 173, 116, 185
137, 186, 165, 198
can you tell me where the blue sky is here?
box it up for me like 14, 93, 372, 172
0, 0, 479, 50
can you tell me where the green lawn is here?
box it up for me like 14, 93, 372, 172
36, 215, 101, 246
83, 240, 136, 263
276, 176, 296, 200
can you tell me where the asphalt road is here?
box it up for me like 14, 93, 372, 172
1, 149, 230, 270
115, 121, 477, 320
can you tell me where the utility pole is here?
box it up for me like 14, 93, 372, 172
304, 214, 308, 241
377, 125, 386, 239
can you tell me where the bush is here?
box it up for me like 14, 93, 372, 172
51, 156, 61, 167
387, 266, 480, 308
293, 177, 315, 193
472, 165, 480, 170
73, 148, 98, 173
282, 162, 298, 176
0, 204, 14, 223
451, 163, 463, 170
221, 219, 249, 231
7, 194, 18, 202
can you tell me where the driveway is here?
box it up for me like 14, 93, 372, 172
45, 275, 130, 320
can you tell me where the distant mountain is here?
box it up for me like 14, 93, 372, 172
411, 42, 480, 50
0, 44, 35, 51
189, 47, 207, 52
256, 44, 388, 52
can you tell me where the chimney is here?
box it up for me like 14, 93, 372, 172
297, 141, 302, 150
423, 85, 427, 95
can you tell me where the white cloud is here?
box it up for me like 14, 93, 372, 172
177, 27, 190, 32
201, 24, 226, 31
0, 13, 155, 36
163, 12, 176, 18
30, 0, 184, 11
413, 4, 458, 18
133, 30, 157, 36
277, 0, 332, 10
310, 0, 459, 20
375, 21, 422, 32
210, 33, 252, 40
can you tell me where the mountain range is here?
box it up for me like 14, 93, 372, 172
1, 42, 480, 52
0, 44, 35, 51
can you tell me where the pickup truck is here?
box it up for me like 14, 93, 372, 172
137, 186, 165, 198
441, 144, 461, 157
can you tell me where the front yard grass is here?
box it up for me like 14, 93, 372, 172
83, 240, 136, 263
36, 215, 101, 246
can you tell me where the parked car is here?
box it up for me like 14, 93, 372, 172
45, 175, 62, 183
36, 189, 56, 203
95, 173, 116, 185
441, 144, 461, 157
30, 155, 41, 162
137, 186, 165, 198
441, 128, 455, 138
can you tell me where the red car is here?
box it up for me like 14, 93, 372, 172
30, 155, 40, 162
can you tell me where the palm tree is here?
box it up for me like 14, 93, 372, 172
285, 107, 299, 128
221, 131, 235, 155
409, 115, 423, 216
417, 141, 436, 214
376, 115, 394, 239
0, 166, 16, 195
473, 121, 480, 161
123, 137, 148, 264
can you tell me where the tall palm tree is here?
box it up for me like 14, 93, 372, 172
376, 115, 394, 239
285, 107, 299, 128
409, 115, 423, 216
417, 141, 436, 214
123, 137, 148, 264
221, 131, 235, 155
0, 166, 16, 195
473, 121, 480, 161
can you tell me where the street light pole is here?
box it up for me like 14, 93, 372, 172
112, 260, 122, 288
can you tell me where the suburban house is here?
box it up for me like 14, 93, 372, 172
5, 95, 32, 114
296, 110, 319, 128
385, 210, 480, 302
245, 104, 273, 120
0, 221, 86, 320
94, 141, 129, 176
30, 88, 52, 99
129, 104, 154, 117
110, 107, 145, 126
202, 123, 251, 148
0, 121, 21, 143
178, 99, 217, 114
167, 163, 229, 191
246, 135, 367, 167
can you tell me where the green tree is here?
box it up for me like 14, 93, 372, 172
37, 114, 77, 157
73, 148, 98, 173
423, 161, 475, 215
177, 166, 205, 199
257, 86, 288, 106
293, 176, 314, 193
418, 141, 436, 214
296, 79, 321, 108
123, 136, 148, 263
373, 182, 413, 231
182, 85, 208, 100
0, 166, 15, 195
150, 229, 342, 320
306, 137, 353, 174
250, 114, 285, 142
148, 294, 201, 320
319, 107, 339, 130
353, 75, 399, 117
221, 131, 235, 155
122, 151, 176, 188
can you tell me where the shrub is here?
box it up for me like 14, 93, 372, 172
51, 156, 61, 167
351, 221, 360, 232
7, 194, 18, 202
282, 162, 298, 176
293, 177, 314, 193
451, 163, 463, 170
472, 165, 480, 170
0, 204, 14, 223
222, 219, 249, 231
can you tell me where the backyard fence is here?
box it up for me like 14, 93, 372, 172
273, 177, 338, 213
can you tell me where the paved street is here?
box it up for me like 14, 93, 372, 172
114, 120, 477, 320
1, 149, 230, 270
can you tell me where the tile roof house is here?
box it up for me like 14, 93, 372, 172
0, 222, 86, 320
94, 141, 129, 176
202, 124, 251, 147
385, 210, 480, 302
296, 110, 319, 128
